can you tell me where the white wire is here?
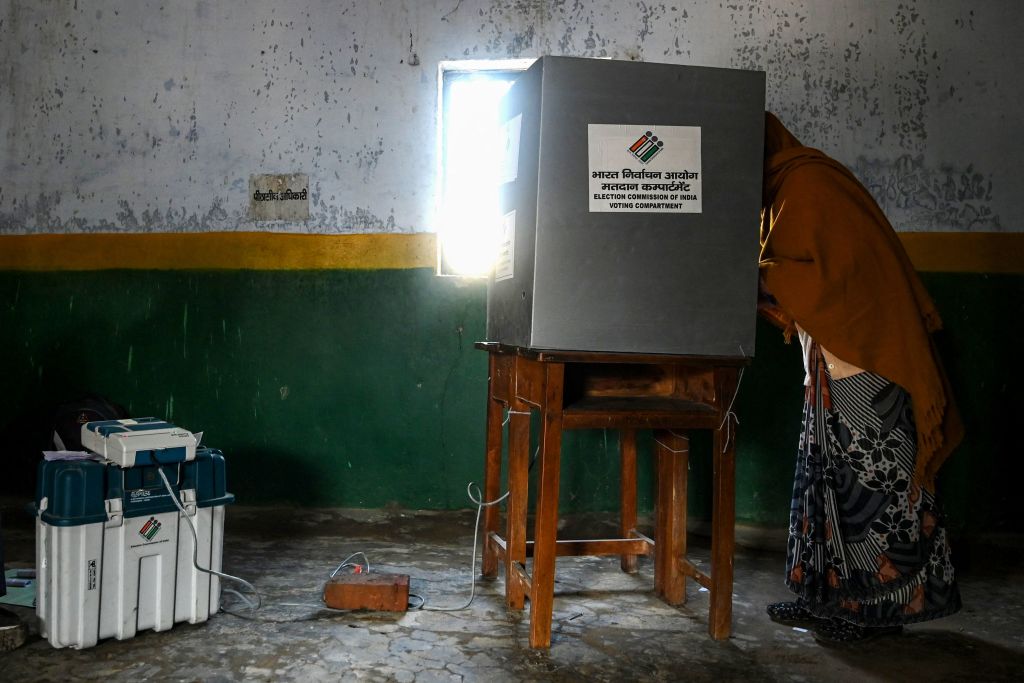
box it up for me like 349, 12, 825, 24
502, 409, 531, 424
653, 367, 746, 455
156, 466, 262, 612
330, 552, 371, 578
414, 404, 532, 610
654, 430, 690, 454
718, 366, 745, 453
419, 480, 509, 612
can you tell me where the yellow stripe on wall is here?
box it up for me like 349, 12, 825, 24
0, 231, 1021, 273
0, 232, 437, 271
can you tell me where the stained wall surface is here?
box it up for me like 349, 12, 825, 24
2, 0, 1020, 234
1, 2, 1021, 538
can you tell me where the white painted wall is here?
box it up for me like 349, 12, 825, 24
1, 0, 1019, 233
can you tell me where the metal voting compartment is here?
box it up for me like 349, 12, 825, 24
487, 56, 766, 357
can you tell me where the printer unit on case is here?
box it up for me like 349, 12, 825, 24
80, 417, 199, 468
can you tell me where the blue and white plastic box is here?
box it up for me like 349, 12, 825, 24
35, 448, 233, 649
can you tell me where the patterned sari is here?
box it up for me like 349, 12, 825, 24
785, 345, 961, 626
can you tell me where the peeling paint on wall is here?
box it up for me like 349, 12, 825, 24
1, 1, 1021, 234
852, 154, 1001, 231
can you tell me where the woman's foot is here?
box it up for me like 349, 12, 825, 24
812, 618, 903, 645
766, 601, 826, 627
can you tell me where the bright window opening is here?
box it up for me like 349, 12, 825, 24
436, 60, 532, 277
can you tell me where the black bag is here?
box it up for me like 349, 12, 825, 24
51, 394, 128, 452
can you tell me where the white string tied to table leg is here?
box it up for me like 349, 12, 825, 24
501, 409, 532, 426
653, 430, 691, 455
720, 411, 740, 454
717, 367, 745, 453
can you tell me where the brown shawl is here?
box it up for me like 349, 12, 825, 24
759, 113, 963, 486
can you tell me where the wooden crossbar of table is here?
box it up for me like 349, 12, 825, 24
478, 342, 745, 649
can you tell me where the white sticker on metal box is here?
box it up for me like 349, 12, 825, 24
501, 114, 522, 184
494, 211, 515, 281
588, 124, 702, 214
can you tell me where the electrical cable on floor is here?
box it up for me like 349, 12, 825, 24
330, 552, 371, 578
247, 405, 540, 615
156, 466, 262, 615
160, 459, 396, 622
272, 552, 378, 614
157, 403, 545, 618
411, 436, 540, 612
155, 457, 412, 621
411, 480, 509, 612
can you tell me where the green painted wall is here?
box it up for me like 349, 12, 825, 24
1, 270, 490, 509
1, 270, 1020, 537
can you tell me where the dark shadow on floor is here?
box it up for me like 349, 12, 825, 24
822, 630, 1024, 683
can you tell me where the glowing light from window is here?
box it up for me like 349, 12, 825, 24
438, 75, 515, 277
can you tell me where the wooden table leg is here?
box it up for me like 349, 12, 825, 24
528, 362, 565, 649
709, 421, 736, 640
505, 397, 531, 610
707, 364, 740, 640
654, 429, 688, 606
619, 428, 638, 574
481, 362, 505, 579
709, 367, 739, 640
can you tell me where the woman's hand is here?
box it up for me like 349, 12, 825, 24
757, 271, 792, 331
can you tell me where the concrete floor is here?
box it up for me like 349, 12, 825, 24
2, 506, 1022, 682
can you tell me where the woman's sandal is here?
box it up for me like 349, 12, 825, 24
766, 601, 826, 627
812, 618, 903, 645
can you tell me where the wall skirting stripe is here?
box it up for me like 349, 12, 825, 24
0, 232, 437, 271
0, 231, 1020, 273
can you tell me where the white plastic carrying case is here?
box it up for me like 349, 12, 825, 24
34, 443, 232, 649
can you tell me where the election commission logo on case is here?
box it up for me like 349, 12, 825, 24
628, 131, 664, 164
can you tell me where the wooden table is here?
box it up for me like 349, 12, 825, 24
478, 342, 747, 649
